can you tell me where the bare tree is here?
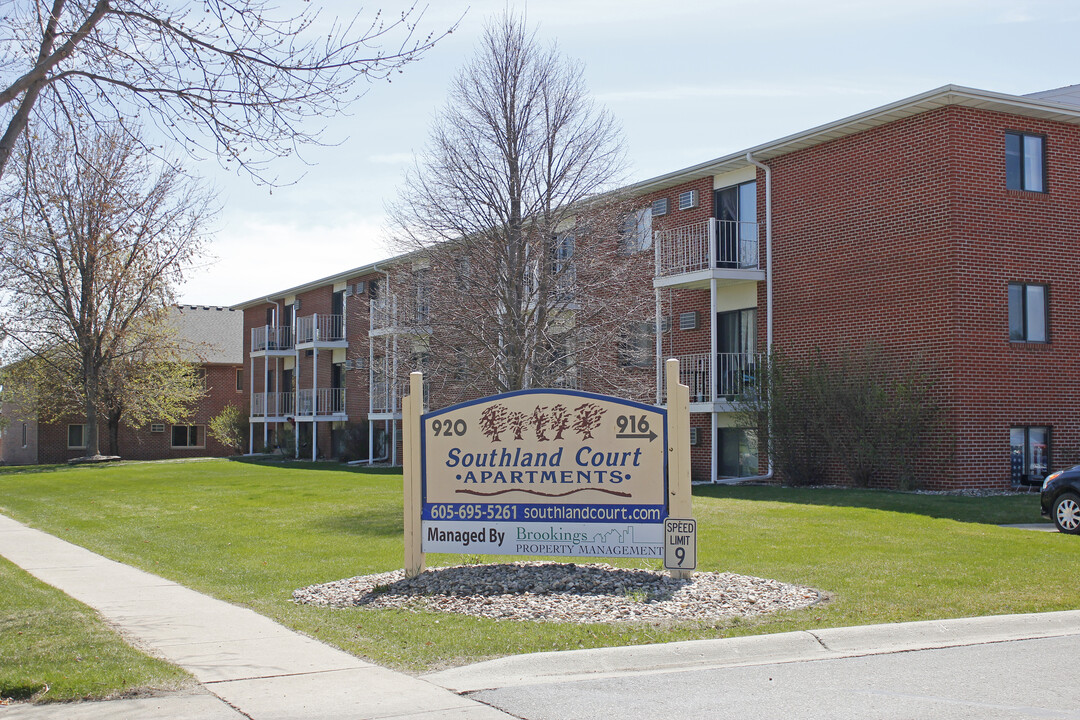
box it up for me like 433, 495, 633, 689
0, 123, 211, 457
0, 1, 450, 182
387, 12, 654, 404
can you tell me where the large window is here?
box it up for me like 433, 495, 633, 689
171, 425, 205, 449
719, 428, 758, 479
618, 321, 654, 368
1005, 132, 1045, 192
1008, 283, 1048, 342
67, 424, 87, 449
618, 207, 652, 254
1011, 426, 1050, 485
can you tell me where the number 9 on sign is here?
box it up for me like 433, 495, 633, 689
663, 518, 697, 571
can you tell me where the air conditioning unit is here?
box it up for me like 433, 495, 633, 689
689, 428, 699, 446
678, 190, 699, 210
343, 359, 354, 370
354, 281, 366, 295
679, 311, 699, 331
150, 423, 165, 433
355, 358, 368, 370
651, 198, 669, 217
343, 287, 354, 298
294, 298, 301, 311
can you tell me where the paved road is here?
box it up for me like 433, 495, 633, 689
467, 635, 1080, 719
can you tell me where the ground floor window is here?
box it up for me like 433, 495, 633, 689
171, 425, 205, 449
719, 427, 758, 478
1011, 426, 1050, 485
67, 424, 87, 449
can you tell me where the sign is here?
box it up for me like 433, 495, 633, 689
420, 389, 667, 559
663, 517, 696, 571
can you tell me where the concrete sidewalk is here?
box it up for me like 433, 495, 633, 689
0, 513, 510, 719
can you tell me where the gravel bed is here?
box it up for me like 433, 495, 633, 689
293, 562, 823, 624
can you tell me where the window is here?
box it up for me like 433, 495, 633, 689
619, 321, 654, 368
67, 424, 87, 449
618, 207, 652, 254
171, 425, 205, 448
1005, 132, 1045, 192
22, 423, 28, 448
719, 428, 758, 478
1011, 426, 1050, 485
414, 268, 430, 325
235, 368, 243, 392
714, 181, 758, 268
551, 233, 575, 301
1008, 283, 1048, 342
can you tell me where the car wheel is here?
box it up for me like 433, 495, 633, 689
1053, 493, 1080, 534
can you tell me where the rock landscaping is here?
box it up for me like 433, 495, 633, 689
293, 561, 823, 624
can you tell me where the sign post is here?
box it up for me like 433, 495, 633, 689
401, 362, 692, 575
403, 371, 425, 578
665, 358, 693, 579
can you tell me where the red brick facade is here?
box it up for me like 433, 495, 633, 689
236, 86, 1080, 490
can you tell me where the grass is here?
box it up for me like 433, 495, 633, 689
0, 459, 1076, 682
0, 554, 192, 704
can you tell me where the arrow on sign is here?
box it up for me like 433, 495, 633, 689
616, 431, 658, 442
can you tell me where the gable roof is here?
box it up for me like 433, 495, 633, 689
169, 305, 243, 365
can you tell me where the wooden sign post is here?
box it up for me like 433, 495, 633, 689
665, 358, 693, 580
403, 371, 425, 578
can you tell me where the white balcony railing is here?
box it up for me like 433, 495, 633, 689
252, 391, 295, 417
656, 218, 759, 277
669, 352, 763, 403
295, 314, 345, 345
296, 388, 346, 416
251, 325, 294, 352
370, 294, 430, 333
370, 380, 406, 414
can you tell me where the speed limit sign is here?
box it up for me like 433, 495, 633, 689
664, 518, 697, 571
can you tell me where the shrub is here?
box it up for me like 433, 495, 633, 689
207, 404, 248, 454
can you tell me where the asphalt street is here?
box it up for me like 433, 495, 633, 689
468, 635, 1080, 719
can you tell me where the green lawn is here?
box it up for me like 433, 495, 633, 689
0, 554, 192, 704
0, 459, 1074, 683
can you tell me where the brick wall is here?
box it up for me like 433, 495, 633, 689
764, 104, 1080, 489
34, 362, 243, 464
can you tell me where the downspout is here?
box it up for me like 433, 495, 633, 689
741, 152, 775, 483
370, 264, 391, 466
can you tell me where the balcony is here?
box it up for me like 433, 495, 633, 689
370, 380, 403, 415
250, 326, 294, 355
251, 391, 294, 418
295, 313, 347, 348
296, 388, 346, 418
655, 219, 764, 289
666, 352, 764, 408
370, 295, 430, 336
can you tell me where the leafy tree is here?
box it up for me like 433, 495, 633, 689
0, 1, 449, 182
388, 12, 653, 402
208, 403, 248, 455
0, 123, 210, 457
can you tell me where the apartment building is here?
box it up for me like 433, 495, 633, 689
238, 83, 1080, 490
0, 305, 244, 464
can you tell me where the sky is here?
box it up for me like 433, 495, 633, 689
177, 0, 1080, 306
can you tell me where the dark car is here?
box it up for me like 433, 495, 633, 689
1041, 465, 1080, 533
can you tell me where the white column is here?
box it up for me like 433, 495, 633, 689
710, 278, 718, 483
248, 352, 255, 454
